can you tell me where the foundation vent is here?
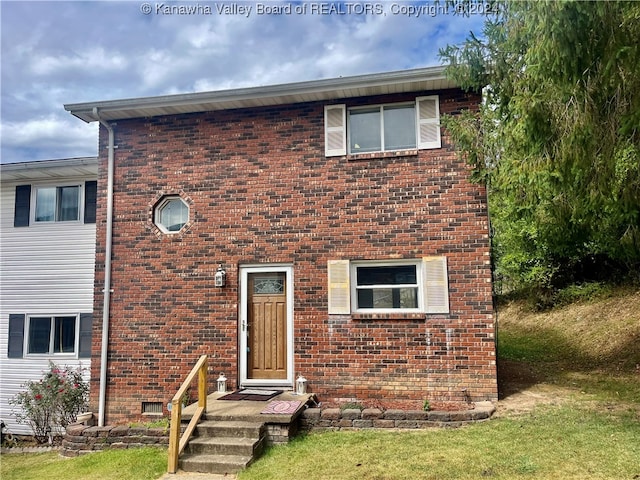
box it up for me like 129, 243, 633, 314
142, 401, 163, 415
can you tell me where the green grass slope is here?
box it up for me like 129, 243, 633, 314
498, 285, 640, 403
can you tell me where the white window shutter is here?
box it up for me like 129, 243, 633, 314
423, 256, 449, 313
327, 259, 350, 314
324, 104, 347, 157
416, 96, 441, 149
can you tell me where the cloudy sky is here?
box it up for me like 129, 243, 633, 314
1, 1, 486, 164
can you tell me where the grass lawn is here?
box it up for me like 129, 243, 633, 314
0, 447, 166, 480
238, 405, 639, 480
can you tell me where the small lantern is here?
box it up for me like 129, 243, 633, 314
296, 374, 307, 395
217, 373, 227, 393
214, 264, 226, 287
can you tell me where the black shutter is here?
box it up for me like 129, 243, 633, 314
84, 181, 97, 224
8, 314, 25, 358
14, 185, 31, 227
78, 313, 93, 358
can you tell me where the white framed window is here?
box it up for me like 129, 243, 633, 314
349, 103, 417, 153
324, 96, 441, 156
34, 185, 81, 223
14, 182, 96, 228
9, 313, 93, 359
26, 315, 78, 355
327, 257, 449, 315
351, 260, 422, 313
154, 196, 189, 233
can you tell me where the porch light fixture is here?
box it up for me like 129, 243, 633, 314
296, 374, 307, 395
217, 373, 227, 393
214, 264, 226, 287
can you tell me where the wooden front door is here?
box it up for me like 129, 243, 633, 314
247, 272, 288, 380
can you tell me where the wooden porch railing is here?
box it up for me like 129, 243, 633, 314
167, 354, 208, 474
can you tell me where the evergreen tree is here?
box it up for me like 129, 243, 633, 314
440, 0, 640, 295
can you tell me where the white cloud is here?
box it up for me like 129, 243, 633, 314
30, 47, 128, 76
1, 116, 97, 162
1, 1, 484, 163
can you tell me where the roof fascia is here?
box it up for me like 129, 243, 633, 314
64, 66, 454, 123
1, 157, 98, 171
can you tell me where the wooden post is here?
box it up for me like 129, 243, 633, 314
198, 357, 207, 410
166, 355, 208, 474
167, 399, 181, 474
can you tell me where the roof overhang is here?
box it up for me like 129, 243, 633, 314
0, 157, 98, 182
64, 66, 456, 123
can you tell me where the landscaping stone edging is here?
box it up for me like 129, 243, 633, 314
59, 402, 496, 456
300, 401, 496, 431
61, 424, 169, 457
1, 445, 59, 455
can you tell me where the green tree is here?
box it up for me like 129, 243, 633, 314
440, 0, 640, 296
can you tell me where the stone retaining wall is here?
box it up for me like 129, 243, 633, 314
300, 402, 495, 431
61, 424, 169, 457
61, 402, 496, 455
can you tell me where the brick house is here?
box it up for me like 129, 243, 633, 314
64, 66, 497, 426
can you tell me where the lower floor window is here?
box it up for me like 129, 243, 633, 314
327, 257, 449, 315
355, 264, 419, 310
28, 316, 77, 354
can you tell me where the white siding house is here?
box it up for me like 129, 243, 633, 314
0, 158, 98, 435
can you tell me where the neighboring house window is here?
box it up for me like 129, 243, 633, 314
13, 181, 97, 227
7, 313, 93, 358
35, 186, 80, 222
324, 96, 441, 157
28, 316, 77, 354
154, 196, 189, 233
327, 257, 449, 315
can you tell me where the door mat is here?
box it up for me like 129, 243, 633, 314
261, 400, 302, 415
219, 389, 283, 401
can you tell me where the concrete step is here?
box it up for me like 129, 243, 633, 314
195, 420, 265, 438
186, 436, 264, 457
179, 453, 252, 475
203, 413, 265, 423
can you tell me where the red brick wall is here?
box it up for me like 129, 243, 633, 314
90, 89, 497, 424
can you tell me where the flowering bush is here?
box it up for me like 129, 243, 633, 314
10, 362, 89, 443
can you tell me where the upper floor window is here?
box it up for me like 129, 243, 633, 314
324, 96, 441, 157
35, 186, 80, 222
154, 196, 189, 234
13, 181, 97, 228
349, 104, 416, 153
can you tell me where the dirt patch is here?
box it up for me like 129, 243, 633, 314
495, 359, 575, 418
495, 383, 576, 418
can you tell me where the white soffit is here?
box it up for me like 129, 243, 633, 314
64, 66, 457, 123
1, 157, 98, 182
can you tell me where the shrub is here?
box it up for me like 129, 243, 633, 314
10, 362, 89, 443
